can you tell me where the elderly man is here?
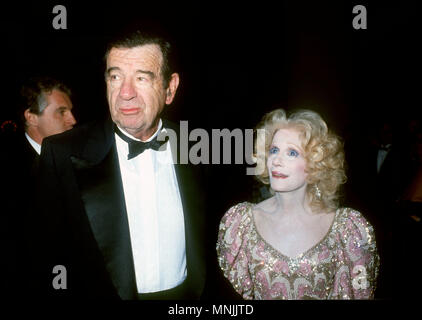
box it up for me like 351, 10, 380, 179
36, 30, 206, 299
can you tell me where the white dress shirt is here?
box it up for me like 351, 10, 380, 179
25, 132, 41, 155
115, 120, 187, 293
377, 144, 391, 173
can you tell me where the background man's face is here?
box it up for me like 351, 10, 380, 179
106, 45, 169, 139
36, 89, 76, 139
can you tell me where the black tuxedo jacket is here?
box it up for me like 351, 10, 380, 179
35, 116, 206, 299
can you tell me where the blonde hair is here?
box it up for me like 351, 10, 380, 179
254, 108, 347, 212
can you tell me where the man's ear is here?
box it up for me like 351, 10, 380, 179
165, 73, 180, 105
24, 109, 38, 127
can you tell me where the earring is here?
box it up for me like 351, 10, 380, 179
315, 184, 322, 199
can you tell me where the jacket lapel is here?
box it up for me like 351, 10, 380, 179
70, 118, 137, 299
165, 119, 206, 297
173, 162, 206, 297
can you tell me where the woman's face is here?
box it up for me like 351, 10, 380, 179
267, 128, 308, 193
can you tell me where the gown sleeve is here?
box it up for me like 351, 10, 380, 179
216, 202, 254, 299
332, 209, 380, 299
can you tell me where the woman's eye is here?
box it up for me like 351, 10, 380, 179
287, 149, 299, 157
269, 147, 279, 154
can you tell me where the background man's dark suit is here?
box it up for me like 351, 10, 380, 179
0, 131, 40, 297
344, 135, 396, 299
35, 115, 206, 299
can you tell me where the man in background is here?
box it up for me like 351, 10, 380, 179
0, 76, 76, 298
20, 76, 76, 157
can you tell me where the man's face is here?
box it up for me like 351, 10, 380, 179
36, 89, 76, 139
106, 45, 178, 140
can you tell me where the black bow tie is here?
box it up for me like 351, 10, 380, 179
114, 126, 169, 160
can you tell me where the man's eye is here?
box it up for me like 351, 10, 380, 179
287, 149, 299, 157
269, 147, 279, 154
137, 76, 148, 82
110, 74, 120, 81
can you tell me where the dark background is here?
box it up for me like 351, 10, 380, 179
1, 0, 419, 302
2, 1, 418, 128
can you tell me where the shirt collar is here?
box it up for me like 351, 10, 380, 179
25, 132, 41, 155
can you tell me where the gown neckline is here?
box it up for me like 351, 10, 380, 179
249, 203, 339, 261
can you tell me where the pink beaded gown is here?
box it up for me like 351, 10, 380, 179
216, 202, 379, 299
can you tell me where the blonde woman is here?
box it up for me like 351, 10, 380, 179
216, 109, 379, 299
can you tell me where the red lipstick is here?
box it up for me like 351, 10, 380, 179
271, 171, 288, 179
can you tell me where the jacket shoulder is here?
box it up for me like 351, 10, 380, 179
42, 118, 111, 155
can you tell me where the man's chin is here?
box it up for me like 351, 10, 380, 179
115, 122, 143, 134
117, 122, 141, 131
